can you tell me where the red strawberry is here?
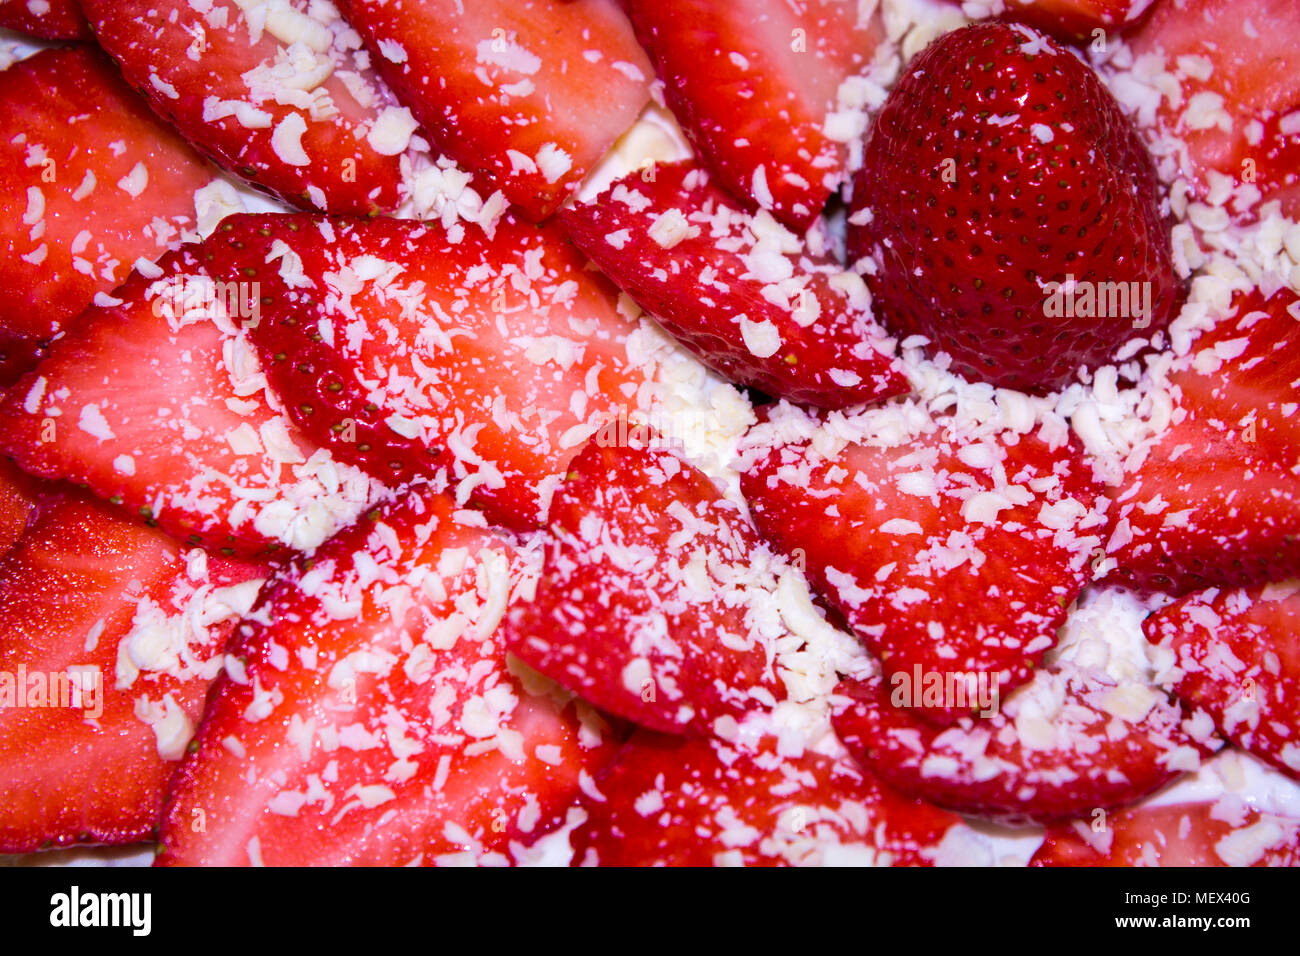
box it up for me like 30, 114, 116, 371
0, 0, 89, 39
0, 46, 214, 385
1144, 579, 1300, 782
203, 212, 648, 533
740, 408, 1108, 723
156, 487, 617, 866
0, 246, 383, 556
0, 492, 265, 852
1128, 0, 1300, 218
0, 457, 42, 557
565, 731, 965, 866
1104, 288, 1300, 594
341, 0, 651, 221
993, 1, 1158, 43
559, 161, 907, 408
81, 0, 411, 215
1032, 800, 1300, 866
832, 671, 1218, 826
848, 22, 1179, 393
503, 439, 785, 737
625, 0, 886, 231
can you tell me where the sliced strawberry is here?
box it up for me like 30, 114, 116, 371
0, 0, 90, 39
1105, 288, 1300, 594
0, 246, 383, 556
559, 161, 907, 408
342, 0, 651, 220
0, 46, 214, 385
1128, 0, 1300, 218
832, 671, 1217, 826
156, 487, 617, 866
0, 492, 265, 852
740, 409, 1107, 723
81, 0, 411, 215
1145, 579, 1300, 782
993, 0, 1158, 43
1032, 800, 1300, 866
503, 439, 784, 737
565, 731, 964, 866
849, 21, 1179, 392
626, 0, 885, 231
203, 212, 648, 532
0, 457, 42, 557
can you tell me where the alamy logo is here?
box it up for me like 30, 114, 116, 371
49, 886, 151, 936
150, 275, 261, 326
890, 666, 1000, 718
1041, 274, 1152, 328
0, 665, 102, 719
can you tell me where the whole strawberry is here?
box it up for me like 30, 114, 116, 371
848, 22, 1180, 392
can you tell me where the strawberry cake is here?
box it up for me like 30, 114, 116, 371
0, 0, 1298, 868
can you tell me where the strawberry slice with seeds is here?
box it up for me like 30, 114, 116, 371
204, 212, 648, 532
156, 487, 617, 866
740, 407, 1108, 723
1128, 0, 1300, 218
1104, 288, 1300, 595
1031, 800, 1300, 866
991, 0, 1158, 43
0, 0, 90, 39
343, 0, 651, 221
81, 0, 412, 215
502, 439, 785, 737
559, 161, 907, 408
565, 731, 964, 866
0, 46, 214, 385
625, 0, 886, 231
0, 492, 265, 852
0, 246, 383, 556
1144, 579, 1300, 782
832, 670, 1218, 826
0, 458, 42, 557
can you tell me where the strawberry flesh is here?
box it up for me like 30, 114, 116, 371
625, 0, 886, 231
566, 731, 964, 866
1104, 288, 1300, 594
204, 212, 648, 533
156, 487, 617, 866
503, 439, 785, 737
81, 0, 409, 215
342, 0, 651, 221
0, 47, 213, 385
1145, 579, 1300, 782
0, 492, 264, 852
559, 161, 908, 408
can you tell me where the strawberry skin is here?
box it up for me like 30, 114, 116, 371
833, 673, 1218, 826
0, 492, 264, 852
342, 0, 651, 221
559, 161, 908, 408
1128, 0, 1300, 219
1145, 579, 1300, 783
741, 410, 1108, 723
625, 0, 886, 231
0, 458, 42, 558
566, 731, 964, 866
204, 212, 648, 533
994, 0, 1158, 43
503, 439, 785, 737
157, 487, 617, 866
0, 47, 213, 385
0, 247, 383, 556
849, 22, 1179, 392
1032, 801, 1300, 866
1105, 289, 1300, 595
81, 0, 409, 215
0, 0, 90, 39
